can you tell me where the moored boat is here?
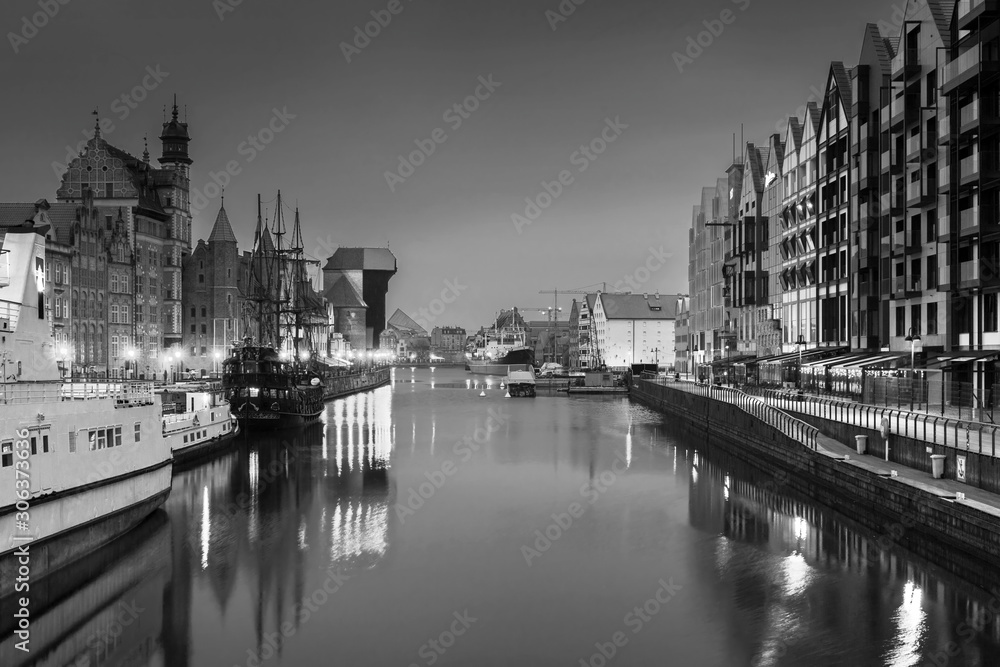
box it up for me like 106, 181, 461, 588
468, 310, 535, 375
506, 367, 537, 397
161, 381, 239, 463
0, 226, 171, 598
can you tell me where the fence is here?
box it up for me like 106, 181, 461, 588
746, 386, 1000, 457
787, 371, 997, 424
0, 380, 155, 406
638, 373, 819, 451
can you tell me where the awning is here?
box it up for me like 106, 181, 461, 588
801, 352, 870, 369
929, 351, 1000, 368
757, 346, 849, 366
850, 353, 909, 369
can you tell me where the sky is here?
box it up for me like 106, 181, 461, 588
0, 0, 903, 332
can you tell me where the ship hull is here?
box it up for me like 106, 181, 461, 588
468, 346, 534, 376
0, 463, 171, 598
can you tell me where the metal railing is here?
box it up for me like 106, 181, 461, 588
637, 374, 819, 451
745, 386, 1000, 458
0, 381, 155, 406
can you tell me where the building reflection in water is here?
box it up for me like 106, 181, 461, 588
0, 510, 171, 667
675, 426, 1000, 667
158, 384, 394, 666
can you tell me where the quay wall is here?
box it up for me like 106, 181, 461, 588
630, 379, 1000, 570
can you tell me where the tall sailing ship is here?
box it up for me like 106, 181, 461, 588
222, 192, 327, 426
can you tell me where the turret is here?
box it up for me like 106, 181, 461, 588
159, 95, 192, 167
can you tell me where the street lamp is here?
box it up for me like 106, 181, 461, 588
213, 350, 223, 376
904, 328, 921, 373
796, 334, 807, 391
125, 347, 136, 380
173, 348, 183, 383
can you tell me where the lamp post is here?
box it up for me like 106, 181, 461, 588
796, 334, 806, 391
125, 347, 136, 381
213, 350, 222, 377
904, 328, 922, 411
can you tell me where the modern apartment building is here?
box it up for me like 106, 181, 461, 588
687, 179, 729, 376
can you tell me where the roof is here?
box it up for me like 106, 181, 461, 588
830, 62, 853, 113
0, 203, 40, 228
324, 275, 367, 309
865, 24, 894, 79
323, 247, 397, 272
599, 293, 679, 320
928, 0, 957, 50
387, 308, 428, 335
805, 101, 821, 134
0, 201, 78, 245
208, 204, 238, 244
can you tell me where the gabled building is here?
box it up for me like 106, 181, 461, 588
778, 103, 821, 354
816, 62, 853, 349
731, 142, 770, 356
759, 133, 785, 358
182, 202, 244, 374
592, 292, 679, 369
850, 23, 895, 352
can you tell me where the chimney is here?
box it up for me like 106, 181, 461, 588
643, 293, 648, 300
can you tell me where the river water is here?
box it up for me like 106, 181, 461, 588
11, 368, 1000, 666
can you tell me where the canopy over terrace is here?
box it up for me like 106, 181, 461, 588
757, 347, 848, 386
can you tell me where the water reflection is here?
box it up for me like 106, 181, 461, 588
10, 371, 1000, 666
0, 512, 170, 667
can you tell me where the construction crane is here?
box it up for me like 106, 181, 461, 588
539, 285, 632, 317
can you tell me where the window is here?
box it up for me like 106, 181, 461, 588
121, 275, 128, 292
199, 274, 205, 283
111, 274, 119, 292
111, 335, 119, 358
190, 324, 196, 334
1, 441, 11, 467
896, 306, 906, 336
201, 307, 207, 318
927, 302, 938, 335
190, 307, 196, 317
987, 293, 999, 333
134, 422, 141, 442
121, 304, 129, 324
115, 426, 122, 447
111, 304, 119, 324
911, 304, 921, 336
201, 324, 207, 334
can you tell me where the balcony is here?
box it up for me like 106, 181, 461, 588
961, 206, 980, 235
961, 152, 980, 183
906, 134, 922, 161
894, 276, 907, 294
890, 97, 906, 128
907, 276, 924, 297
960, 259, 981, 285
907, 178, 936, 206
957, 0, 998, 30
940, 111, 953, 144
942, 45, 1000, 93
939, 163, 952, 192
961, 99, 980, 132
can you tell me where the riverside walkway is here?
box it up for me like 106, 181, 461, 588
637, 375, 1000, 525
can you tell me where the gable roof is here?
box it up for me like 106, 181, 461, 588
324, 275, 367, 309
830, 62, 853, 113
865, 23, 894, 79
927, 0, 957, 49
599, 293, 679, 320
387, 308, 427, 335
208, 204, 238, 244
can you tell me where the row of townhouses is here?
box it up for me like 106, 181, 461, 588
1, 103, 395, 379
679, 0, 1000, 408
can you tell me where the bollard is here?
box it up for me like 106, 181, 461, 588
855, 435, 868, 455
930, 454, 946, 480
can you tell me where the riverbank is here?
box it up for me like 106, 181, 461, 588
630, 377, 1000, 583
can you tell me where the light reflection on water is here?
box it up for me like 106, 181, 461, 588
6, 369, 1000, 666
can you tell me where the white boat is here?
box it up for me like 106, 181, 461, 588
160, 382, 238, 464
506, 367, 537, 397
0, 226, 172, 598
